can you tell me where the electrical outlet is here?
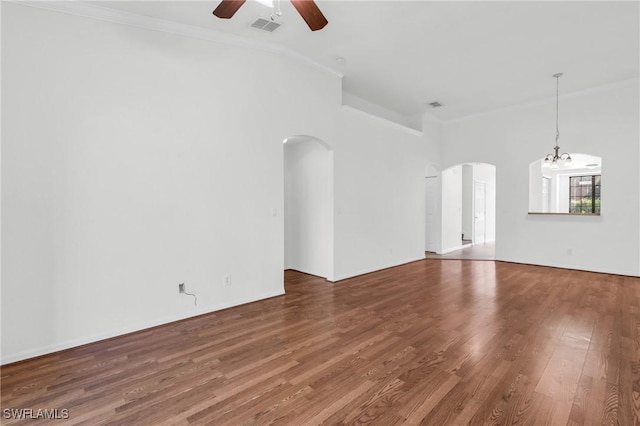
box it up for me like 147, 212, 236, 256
178, 283, 185, 293
224, 275, 231, 287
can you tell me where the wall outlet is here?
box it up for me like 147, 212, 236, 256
178, 283, 185, 293
224, 275, 231, 287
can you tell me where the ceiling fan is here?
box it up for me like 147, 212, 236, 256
212, 0, 328, 31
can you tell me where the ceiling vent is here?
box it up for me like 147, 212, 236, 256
250, 17, 281, 32
428, 101, 443, 108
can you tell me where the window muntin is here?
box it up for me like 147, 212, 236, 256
569, 175, 600, 214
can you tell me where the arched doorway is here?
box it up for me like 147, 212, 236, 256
283, 135, 334, 280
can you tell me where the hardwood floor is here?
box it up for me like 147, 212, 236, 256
2, 260, 639, 425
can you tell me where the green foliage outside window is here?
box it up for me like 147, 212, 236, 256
569, 175, 601, 214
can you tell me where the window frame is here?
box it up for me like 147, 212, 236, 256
569, 174, 601, 215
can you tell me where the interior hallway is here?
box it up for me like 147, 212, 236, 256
426, 241, 496, 261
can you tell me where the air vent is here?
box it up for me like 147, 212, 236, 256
250, 17, 281, 32
428, 101, 443, 108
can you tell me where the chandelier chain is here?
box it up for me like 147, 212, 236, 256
555, 74, 560, 146
543, 72, 571, 169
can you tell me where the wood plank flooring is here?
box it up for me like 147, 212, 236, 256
2, 260, 639, 425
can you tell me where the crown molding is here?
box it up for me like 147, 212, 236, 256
444, 76, 639, 125
13, 1, 343, 79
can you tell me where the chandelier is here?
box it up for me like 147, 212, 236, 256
542, 73, 572, 169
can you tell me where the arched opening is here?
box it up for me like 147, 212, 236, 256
283, 135, 334, 280
428, 162, 496, 260
529, 153, 602, 214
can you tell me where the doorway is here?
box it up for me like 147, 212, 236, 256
473, 180, 486, 244
431, 163, 496, 260
283, 135, 334, 280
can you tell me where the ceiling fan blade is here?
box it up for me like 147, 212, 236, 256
212, 0, 246, 19
290, 0, 328, 31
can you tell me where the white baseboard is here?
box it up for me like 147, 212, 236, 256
284, 265, 328, 281
333, 255, 426, 282
1, 289, 284, 365
496, 257, 640, 277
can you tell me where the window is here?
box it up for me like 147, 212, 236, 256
569, 175, 601, 214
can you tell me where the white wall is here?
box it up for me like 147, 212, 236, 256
473, 163, 496, 242
332, 112, 439, 280
461, 165, 473, 240
424, 175, 440, 253
556, 174, 570, 213
546, 169, 565, 212
529, 162, 545, 212
440, 165, 463, 253
1, 3, 441, 363
1, 2, 343, 363
423, 126, 444, 255
443, 79, 640, 276
284, 138, 333, 279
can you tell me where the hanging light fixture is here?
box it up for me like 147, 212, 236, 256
542, 73, 572, 169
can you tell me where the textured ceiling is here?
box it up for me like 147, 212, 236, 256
95, 0, 639, 121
